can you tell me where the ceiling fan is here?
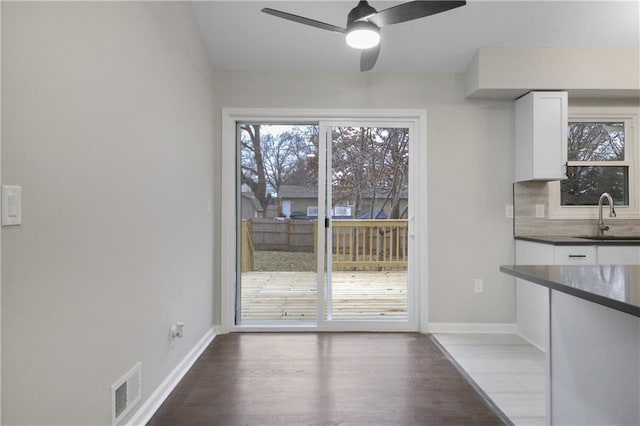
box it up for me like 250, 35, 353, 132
261, 1, 467, 72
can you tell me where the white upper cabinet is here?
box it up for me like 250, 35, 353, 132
515, 91, 568, 182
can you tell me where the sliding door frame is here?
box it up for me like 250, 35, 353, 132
220, 108, 429, 333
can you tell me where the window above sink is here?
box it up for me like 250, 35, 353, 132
549, 107, 639, 220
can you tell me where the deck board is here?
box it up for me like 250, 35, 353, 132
240, 270, 407, 321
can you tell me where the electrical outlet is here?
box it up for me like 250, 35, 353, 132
474, 278, 484, 293
170, 323, 184, 347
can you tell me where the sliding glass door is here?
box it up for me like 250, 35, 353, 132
235, 120, 417, 331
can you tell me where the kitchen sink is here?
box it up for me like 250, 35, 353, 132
579, 236, 640, 241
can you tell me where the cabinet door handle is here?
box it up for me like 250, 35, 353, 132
568, 254, 587, 258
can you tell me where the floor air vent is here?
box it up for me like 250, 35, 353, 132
112, 362, 141, 425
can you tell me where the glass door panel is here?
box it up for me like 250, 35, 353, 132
237, 123, 319, 324
327, 126, 410, 321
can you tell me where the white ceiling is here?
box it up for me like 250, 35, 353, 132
191, 0, 640, 73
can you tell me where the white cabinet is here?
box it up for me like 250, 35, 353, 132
553, 246, 597, 265
516, 240, 640, 350
597, 246, 640, 265
515, 241, 596, 350
515, 240, 555, 350
516, 240, 639, 266
515, 91, 568, 182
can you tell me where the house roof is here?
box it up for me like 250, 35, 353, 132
361, 187, 408, 200
279, 184, 318, 199
280, 184, 408, 200
241, 192, 264, 212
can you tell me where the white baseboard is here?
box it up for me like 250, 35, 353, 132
428, 322, 518, 334
125, 326, 218, 426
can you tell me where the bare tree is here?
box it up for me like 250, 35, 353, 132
331, 127, 409, 219
241, 124, 319, 212
240, 124, 270, 211
241, 124, 408, 218
562, 122, 627, 205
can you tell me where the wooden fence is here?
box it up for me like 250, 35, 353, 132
249, 218, 316, 252
242, 218, 408, 271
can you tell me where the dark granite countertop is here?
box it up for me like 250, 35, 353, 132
516, 235, 640, 246
500, 265, 640, 318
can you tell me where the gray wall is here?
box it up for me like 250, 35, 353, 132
2, 3, 519, 424
213, 72, 517, 324
2, 2, 216, 424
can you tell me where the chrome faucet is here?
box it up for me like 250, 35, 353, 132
597, 192, 616, 237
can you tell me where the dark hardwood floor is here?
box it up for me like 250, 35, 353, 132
148, 333, 507, 425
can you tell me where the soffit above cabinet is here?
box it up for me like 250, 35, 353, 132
465, 48, 640, 100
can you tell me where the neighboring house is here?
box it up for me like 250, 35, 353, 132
278, 184, 319, 218
357, 188, 409, 219
279, 184, 408, 219
240, 192, 264, 219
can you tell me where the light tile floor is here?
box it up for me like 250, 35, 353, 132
433, 333, 545, 426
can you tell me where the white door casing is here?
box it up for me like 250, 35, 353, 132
221, 109, 428, 333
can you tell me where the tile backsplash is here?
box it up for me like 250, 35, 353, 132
514, 181, 640, 237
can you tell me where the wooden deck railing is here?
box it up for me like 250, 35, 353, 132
241, 218, 408, 272
241, 219, 255, 272
330, 219, 408, 271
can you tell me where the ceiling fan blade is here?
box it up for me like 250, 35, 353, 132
261, 8, 346, 34
360, 43, 381, 72
368, 1, 466, 27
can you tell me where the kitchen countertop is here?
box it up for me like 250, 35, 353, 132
500, 264, 640, 318
515, 235, 640, 246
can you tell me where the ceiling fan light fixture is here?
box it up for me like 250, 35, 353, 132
262, 0, 467, 71
345, 21, 380, 49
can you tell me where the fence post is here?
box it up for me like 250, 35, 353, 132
241, 219, 255, 272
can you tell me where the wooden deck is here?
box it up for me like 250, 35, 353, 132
240, 271, 407, 321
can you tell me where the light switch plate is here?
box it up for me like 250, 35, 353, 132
505, 204, 514, 219
474, 278, 484, 293
535, 204, 545, 218
2, 185, 22, 226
